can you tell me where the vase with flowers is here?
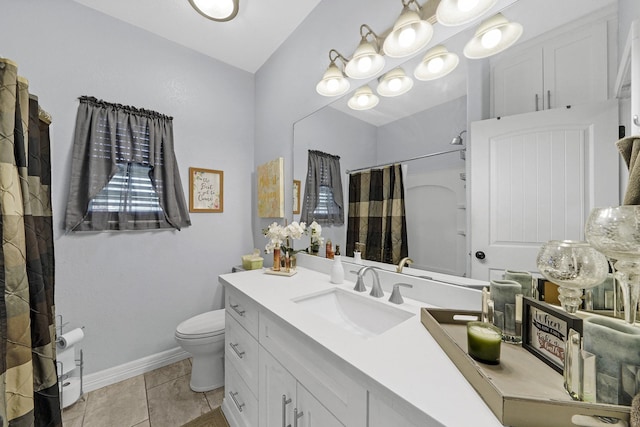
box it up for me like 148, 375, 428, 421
308, 221, 324, 256
264, 221, 307, 272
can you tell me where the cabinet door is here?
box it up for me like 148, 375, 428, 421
543, 21, 607, 110
259, 347, 296, 427
296, 383, 344, 427
491, 47, 544, 117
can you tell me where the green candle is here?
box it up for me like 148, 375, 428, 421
467, 321, 502, 364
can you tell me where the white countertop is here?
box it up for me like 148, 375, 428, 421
219, 266, 504, 427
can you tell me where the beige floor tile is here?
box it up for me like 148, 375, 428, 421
83, 376, 149, 427
133, 420, 151, 427
61, 414, 84, 427
205, 386, 225, 409
147, 374, 211, 427
62, 396, 87, 422
144, 359, 192, 390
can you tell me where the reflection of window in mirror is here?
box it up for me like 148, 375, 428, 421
300, 150, 344, 225
313, 185, 339, 218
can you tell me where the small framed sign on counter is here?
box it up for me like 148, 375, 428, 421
522, 297, 582, 374
189, 167, 223, 213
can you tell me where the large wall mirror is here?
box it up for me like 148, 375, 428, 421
293, 0, 619, 278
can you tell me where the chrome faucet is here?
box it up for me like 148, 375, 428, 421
396, 257, 413, 273
354, 266, 384, 298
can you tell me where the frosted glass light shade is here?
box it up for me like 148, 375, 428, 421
189, 0, 239, 21
377, 68, 413, 97
383, 8, 434, 58
345, 39, 385, 79
436, 0, 498, 26
348, 86, 379, 110
414, 45, 459, 81
316, 63, 350, 97
463, 13, 522, 59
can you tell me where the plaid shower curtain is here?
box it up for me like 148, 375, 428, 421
0, 59, 61, 426
346, 163, 408, 264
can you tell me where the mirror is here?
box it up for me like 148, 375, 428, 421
293, 0, 618, 278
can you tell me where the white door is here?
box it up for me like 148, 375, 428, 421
470, 100, 619, 281
259, 347, 296, 427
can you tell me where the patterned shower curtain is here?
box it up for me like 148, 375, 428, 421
346, 163, 408, 264
0, 59, 61, 426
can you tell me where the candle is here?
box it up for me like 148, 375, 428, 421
467, 321, 502, 365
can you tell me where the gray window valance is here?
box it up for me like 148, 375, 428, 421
300, 150, 344, 225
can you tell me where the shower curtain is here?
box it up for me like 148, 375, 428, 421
0, 59, 61, 426
346, 163, 408, 264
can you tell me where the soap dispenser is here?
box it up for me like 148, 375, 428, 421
330, 254, 344, 284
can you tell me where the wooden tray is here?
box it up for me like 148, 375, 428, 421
420, 308, 631, 427
263, 268, 297, 277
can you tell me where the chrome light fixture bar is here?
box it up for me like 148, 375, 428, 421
345, 24, 386, 79
188, 0, 239, 21
383, 0, 434, 58
436, 0, 498, 27
316, 50, 351, 97
348, 86, 379, 110
414, 45, 459, 81
463, 13, 522, 59
377, 68, 413, 97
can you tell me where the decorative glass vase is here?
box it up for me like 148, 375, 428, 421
585, 206, 640, 324
273, 247, 281, 271
536, 240, 608, 314
310, 242, 320, 256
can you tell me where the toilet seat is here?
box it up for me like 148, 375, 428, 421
175, 310, 225, 339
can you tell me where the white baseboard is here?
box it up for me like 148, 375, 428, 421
83, 347, 190, 393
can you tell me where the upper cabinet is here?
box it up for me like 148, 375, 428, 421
491, 20, 609, 118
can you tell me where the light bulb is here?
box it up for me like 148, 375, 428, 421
193, 0, 234, 18
398, 27, 417, 48
457, 0, 479, 12
427, 56, 445, 73
387, 78, 402, 92
481, 28, 502, 49
326, 79, 339, 92
357, 56, 372, 73
357, 94, 369, 107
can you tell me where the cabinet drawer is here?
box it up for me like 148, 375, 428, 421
226, 286, 259, 339
226, 314, 259, 395
223, 363, 258, 427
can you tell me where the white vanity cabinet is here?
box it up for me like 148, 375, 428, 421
491, 20, 608, 118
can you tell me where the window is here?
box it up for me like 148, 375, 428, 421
300, 150, 344, 225
64, 96, 191, 232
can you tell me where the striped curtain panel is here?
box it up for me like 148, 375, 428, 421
346, 163, 408, 264
0, 58, 61, 426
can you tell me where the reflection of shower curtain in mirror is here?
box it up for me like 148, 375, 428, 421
0, 59, 61, 425
346, 164, 408, 264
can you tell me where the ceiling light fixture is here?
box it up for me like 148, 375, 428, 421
436, 0, 498, 27
188, 0, 239, 22
348, 86, 379, 110
414, 45, 459, 81
463, 13, 522, 59
316, 50, 351, 97
383, 0, 434, 58
345, 25, 386, 79
377, 68, 414, 97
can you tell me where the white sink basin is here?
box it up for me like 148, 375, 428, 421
293, 288, 415, 339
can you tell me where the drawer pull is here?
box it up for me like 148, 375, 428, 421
294, 408, 304, 427
282, 394, 292, 427
229, 342, 245, 359
229, 391, 245, 412
230, 303, 246, 317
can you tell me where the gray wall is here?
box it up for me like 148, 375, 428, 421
0, 0, 254, 374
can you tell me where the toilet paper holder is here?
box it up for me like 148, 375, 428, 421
55, 314, 85, 409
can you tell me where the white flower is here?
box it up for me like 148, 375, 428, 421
264, 221, 308, 253
286, 221, 306, 240
309, 221, 324, 245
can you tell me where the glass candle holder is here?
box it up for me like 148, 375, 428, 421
467, 321, 502, 365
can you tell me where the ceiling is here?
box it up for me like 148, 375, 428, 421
72, 0, 322, 74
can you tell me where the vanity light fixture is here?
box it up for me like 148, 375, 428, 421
463, 13, 523, 59
348, 86, 379, 110
345, 25, 386, 79
188, 0, 239, 22
414, 45, 459, 81
436, 0, 498, 27
316, 50, 351, 97
377, 68, 413, 97
382, 0, 434, 58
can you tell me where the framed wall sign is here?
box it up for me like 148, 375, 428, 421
189, 167, 223, 213
522, 297, 583, 374
293, 180, 301, 214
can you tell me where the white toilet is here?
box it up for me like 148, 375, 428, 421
175, 309, 226, 392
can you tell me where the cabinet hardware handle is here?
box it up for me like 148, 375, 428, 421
229, 391, 245, 412
294, 408, 304, 427
535, 93, 539, 111
230, 303, 246, 317
282, 394, 292, 427
547, 90, 551, 109
229, 342, 245, 359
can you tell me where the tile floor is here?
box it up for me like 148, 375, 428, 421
62, 359, 224, 427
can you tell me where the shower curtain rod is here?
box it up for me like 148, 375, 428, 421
345, 147, 465, 174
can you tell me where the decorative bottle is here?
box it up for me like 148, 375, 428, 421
330, 255, 344, 284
